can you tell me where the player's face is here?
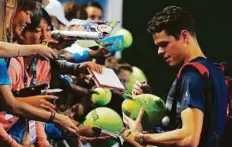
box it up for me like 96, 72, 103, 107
153, 30, 186, 66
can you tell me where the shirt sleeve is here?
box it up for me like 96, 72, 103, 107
52, 59, 88, 76
72, 50, 90, 63
0, 58, 11, 85
179, 68, 205, 112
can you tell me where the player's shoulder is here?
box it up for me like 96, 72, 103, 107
181, 67, 203, 84
180, 57, 214, 79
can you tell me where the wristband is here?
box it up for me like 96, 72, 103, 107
48, 112, 56, 122
138, 133, 146, 145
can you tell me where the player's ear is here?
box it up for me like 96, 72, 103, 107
180, 30, 191, 44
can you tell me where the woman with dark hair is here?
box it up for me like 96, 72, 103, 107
7, 6, 102, 146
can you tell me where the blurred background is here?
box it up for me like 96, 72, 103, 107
57, 0, 232, 100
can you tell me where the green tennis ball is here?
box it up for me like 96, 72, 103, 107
122, 99, 141, 120
114, 28, 133, 49
91, 88, 112, 106
122, 94, 166, 129
83, 107, 124, 133
126, 66, 147, 93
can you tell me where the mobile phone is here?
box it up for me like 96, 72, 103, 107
12, 83, 49, 97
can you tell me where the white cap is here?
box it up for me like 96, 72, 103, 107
44, 0, 69, 26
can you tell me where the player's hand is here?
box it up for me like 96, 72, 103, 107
132, 81, 152, 95
123, 108, 144, 132
122, 130, 144, 147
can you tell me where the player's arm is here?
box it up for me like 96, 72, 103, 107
125, 68, 205, 146
140, 107, 203, 146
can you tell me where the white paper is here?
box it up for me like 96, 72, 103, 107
51, 30, 103, 39
28, 120, 36, 144
89, 67, 125, 90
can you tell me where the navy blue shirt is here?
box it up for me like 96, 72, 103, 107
166, 57, 228, 147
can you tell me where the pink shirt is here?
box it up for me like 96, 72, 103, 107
8, 57, 51, 90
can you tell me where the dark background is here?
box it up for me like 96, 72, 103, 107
122, 0, 232, 99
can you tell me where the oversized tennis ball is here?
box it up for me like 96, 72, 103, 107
83, 107, 124, 133
122, 99, 141, 120
91, 88, 112, 106
122, 94, 166, 129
